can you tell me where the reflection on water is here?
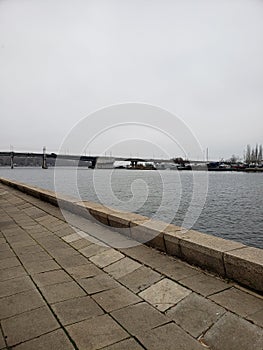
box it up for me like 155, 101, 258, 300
0, 167, 262, 249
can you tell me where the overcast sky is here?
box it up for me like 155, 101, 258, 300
0, 0, 263, 160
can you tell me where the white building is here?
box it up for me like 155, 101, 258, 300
95, 157, 115, 169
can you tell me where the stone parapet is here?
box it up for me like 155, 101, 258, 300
1, 177, 262, 292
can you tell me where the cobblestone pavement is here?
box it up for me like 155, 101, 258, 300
0, 183, 262, 350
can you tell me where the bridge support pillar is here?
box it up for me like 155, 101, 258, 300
91, 158, 97, 169
10, 152, 14, 169
131, 160, 138, 168
42, 147, 48, 169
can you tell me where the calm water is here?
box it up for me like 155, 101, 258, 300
1, 167, 262, 249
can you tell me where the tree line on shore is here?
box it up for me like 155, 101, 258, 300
244, 144, 262, 165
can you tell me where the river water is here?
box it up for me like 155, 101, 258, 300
1, 167, 262, 249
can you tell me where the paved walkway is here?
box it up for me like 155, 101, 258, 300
0, 183, 262, 350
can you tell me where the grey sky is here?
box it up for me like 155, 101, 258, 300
0, 0, 263, 160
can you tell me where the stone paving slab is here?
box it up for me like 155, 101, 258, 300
1, 181, 263, 350
137, 323, 204, 350
92, 285, 141, 312
39, 280, 86, 304
167, 292, 226, 338
139, 278, 191, 311
10, 329, 74, 350
32, 269, 73, 287
0, 289, 45, 319
118, 266, 162, 293
52, 295, 104, 326
66, 314, 129, 350
203, 312, 263, 350
78, 273, 121, 294
0, 265, 27, 281
111, 302, 167, 336
1, 306, 59, 347
102, 338, 144, 350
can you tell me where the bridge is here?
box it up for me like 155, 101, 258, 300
0, 150, 198, 169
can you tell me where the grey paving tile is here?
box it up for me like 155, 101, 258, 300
180, 272, 231, 296
52, 295, 104, 325
49, 247, 79, 258
79, 243, 110, 258
55, 254, 89, 268
102, 338, 144, 350
39, 280, 86, 304
0, 265, 27, 281
0, 289, 45, 319
12, 329, 74, 350
14, 244, 44, 255
68, 237, 93, 250
23, 259, 60, 275
111, 302, 168, 335
137, 322, 204, 350
0, 331, 5, 349
204, 312, 263, 350
0, 249, 15, 260
247, 308, 263, 328
62, 233, 82, 243
0, 276, 34, 298
118, 266, 162, 293
209, 287, 263, 318
89, 249, 124, 268
0, 243, 11, 252
104, 257, 141, 279
122, 245, 167, 267
139, 278, 191, 312
0, 257, 20, 270
65, 263, 103, 279
78, 273, 120, 294
19, 251, 51, 264
1, 306, 59, 347
154, 258, 201, 281
92, 285, 141, 312
66, 314, 129, 350
32, 269, 73, 287
167, 293, 226, 338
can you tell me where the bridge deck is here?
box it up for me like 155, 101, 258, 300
0, 183, 262, 349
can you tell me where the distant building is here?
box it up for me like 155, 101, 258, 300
95, 157, 115, 169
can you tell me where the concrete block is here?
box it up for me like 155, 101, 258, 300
179, 229, 244, 276
89, 207, 113, 226
163, 228, 185, 257
108, 211, 147, 229
224, 246, 263, 292
130, 219, 168, 252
